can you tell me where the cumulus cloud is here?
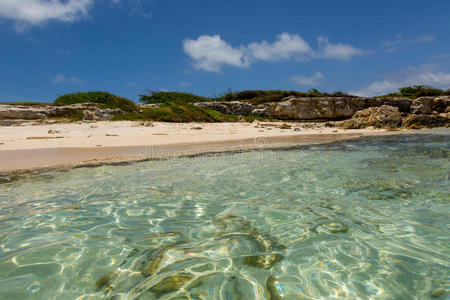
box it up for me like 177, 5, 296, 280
0, 0, 93, 30
182, 35, 248, 72
290, 71, 324, 86
247, 33, 312, 61
349, 69, 450, 97
183, 33, 363, 72
52, 74, 84, 84
316, 36, 363, 60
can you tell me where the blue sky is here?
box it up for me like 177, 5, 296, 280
0, 0, 449, 102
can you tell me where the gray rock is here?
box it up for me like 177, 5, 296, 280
194, 101, 256, 115
0, 105, 47, 119
251, 120, 260, 127
82, 108, 123, 121
410, 97, 434, 114
82, 110, 96, 121
139, 103, 163, 108
139, 121, 154, 127
279, 123, 292, 129
48, 130, 61, 134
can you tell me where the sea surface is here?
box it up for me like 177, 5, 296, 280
0, 130, 449, 299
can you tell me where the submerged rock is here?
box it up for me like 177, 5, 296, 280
312, 220, 349, 234
95, 271, 118, 292
221, 276, 254, 300
430, 288, 446, 298
244, 253, 284, 269
149, 272, 194, 297
139, 248, 167, 277
213, 215, 286, 252
265, 275, 286, 300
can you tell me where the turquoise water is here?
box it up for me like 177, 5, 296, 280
0, 130, 449, 299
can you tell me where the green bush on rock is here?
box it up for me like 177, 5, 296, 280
139, 91, 208, 104
54, 91, 136, 112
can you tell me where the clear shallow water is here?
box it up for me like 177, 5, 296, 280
0, 130, 449, 300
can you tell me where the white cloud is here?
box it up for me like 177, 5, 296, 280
183, 33, 363, 72
349, 69, 450, 97
52, 74, 84, 84
381, 34, 436, 53
290, 71, 324, 86
182, 35, 248, 72
414, 34, 435, 43
316, 36, 363, 60
247, 33, 312, 61
0, 0, 93, 30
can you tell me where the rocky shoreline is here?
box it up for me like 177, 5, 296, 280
195, 95, 450, 129
0, 95, 449, 129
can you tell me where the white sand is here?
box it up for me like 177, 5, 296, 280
0, 121, 388, 150
0, 121, 398, 171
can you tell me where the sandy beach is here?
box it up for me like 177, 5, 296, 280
0, 121, 401, 172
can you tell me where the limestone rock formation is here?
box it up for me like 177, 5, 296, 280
194, 101, 255, 115
402, 113, 450, 129
0, 105, 48, 119
341, 105, 403, 129
0, 104, 124, 124
267, 97, 414, 120
82, 108, 123, 121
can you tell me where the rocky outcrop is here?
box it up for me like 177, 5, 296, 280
0, 106, 48, 119
82, 108, 124, 121
1, 96, 448, 128
194, 96, 449, 121
402, 113, 450, 129
0, 103, 124, 123
194, 101, 258, 116
409, 96, 450, 114
341, 105, 403, 129
267, 96, 415, 120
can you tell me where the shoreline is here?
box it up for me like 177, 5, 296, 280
0, 121, 427, 181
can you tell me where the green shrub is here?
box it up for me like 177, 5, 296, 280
216, 89, 348, 104
139, 91, 208, 104
381, 86, 449, 98
113, 101, 237, 122
54, 91, 136, 112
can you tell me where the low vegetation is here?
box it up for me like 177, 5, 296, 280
54, 91, 137, 112
139, 91, 208, 104
381, 85, 450, 98
114, 101, 238, 122
217, 89, 352, 104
